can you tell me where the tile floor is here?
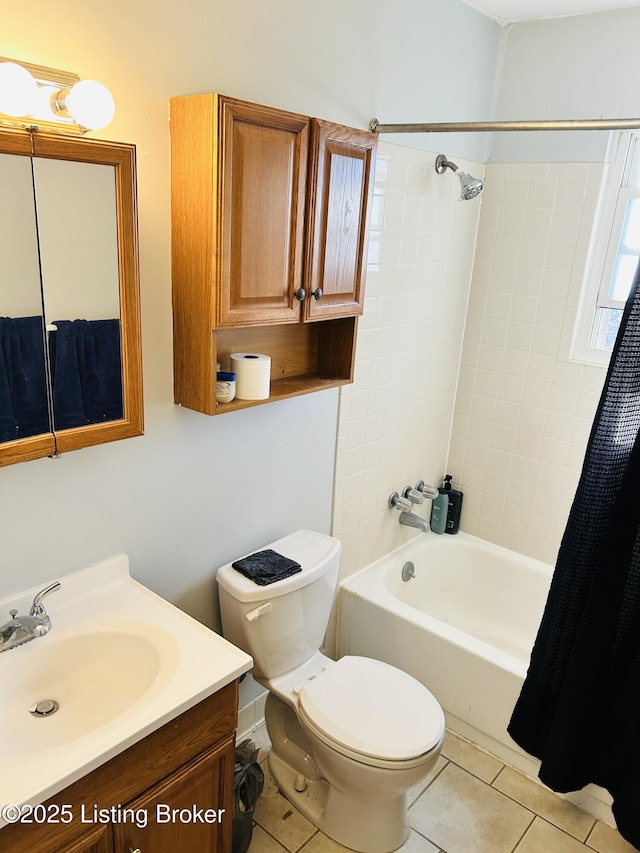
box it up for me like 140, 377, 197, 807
245, 724, 637, 853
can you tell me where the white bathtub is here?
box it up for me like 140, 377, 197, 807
337, 532, 613, 822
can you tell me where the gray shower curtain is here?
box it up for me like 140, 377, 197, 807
508, 264, 640, 849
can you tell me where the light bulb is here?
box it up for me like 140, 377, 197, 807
0, 61, 38, 117
64, 79, 115, 130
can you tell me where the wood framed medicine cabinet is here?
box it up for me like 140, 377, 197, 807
170, 94, 376, 416
0, 126, 143, 467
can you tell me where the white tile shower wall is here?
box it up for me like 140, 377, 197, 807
329, 142, 483, 648
448, 162, 608, 565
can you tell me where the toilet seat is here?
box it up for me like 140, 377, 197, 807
298, 704, 444, 771
298, 656, 445, 766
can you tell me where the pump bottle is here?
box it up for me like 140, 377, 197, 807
443, 474, 463, 534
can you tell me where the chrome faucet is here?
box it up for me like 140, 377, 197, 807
414, 480, 440, 501
388, 489, 431, 532
398, 510, 430, 532
0, 581, 61, 653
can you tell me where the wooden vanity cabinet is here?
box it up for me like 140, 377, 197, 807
0, 681, 238, 853
113, 739, 231, 852
60, 825, 112, 853
170, 94, 376, 416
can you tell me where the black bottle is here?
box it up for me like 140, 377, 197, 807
443, 474, 463, 534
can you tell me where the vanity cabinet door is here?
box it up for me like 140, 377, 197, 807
112, 737, 234, 853
303, 119, 376, 322
54, 824, 113, 853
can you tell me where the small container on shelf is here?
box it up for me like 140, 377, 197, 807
216, 370, 236, 404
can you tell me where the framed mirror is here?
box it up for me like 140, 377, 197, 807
0, 127, 143, 467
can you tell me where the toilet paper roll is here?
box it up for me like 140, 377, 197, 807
230, 353, 271, 400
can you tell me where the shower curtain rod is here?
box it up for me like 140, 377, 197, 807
368, 117, 640, 134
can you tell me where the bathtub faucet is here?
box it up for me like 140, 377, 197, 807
399, 511, 430, 533
388, 490, 431, 532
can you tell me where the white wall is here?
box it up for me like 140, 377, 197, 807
492, 9, 640, 163
0, 0, 500, 661
372, 1, 500, 162
0, 153, 42, 315
33, 159, 121, 320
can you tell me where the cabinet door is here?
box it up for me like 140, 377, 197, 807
303, 119, 377, 322
55, 824, 112, 853
113, 737, 234, 853
218, 98, 309, 328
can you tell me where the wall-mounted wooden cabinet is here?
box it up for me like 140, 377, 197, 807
170, 94, 376, 415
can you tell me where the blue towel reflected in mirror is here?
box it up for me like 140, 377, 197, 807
50, 319, 123, 430
0, 316, 123, 443
0, 316, 50, 442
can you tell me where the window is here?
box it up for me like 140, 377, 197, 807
572, 132, 640, 366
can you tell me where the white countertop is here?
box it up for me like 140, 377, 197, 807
0, 554, 252, 826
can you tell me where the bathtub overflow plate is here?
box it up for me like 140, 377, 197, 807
28, 699, 59, 717
402, 561, 416, 582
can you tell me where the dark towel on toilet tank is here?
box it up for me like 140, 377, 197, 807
232, 549, 302, 585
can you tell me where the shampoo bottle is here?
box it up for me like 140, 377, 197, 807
430, 488, 449, 534
443, 474, 463, 534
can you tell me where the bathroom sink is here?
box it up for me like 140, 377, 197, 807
0, 554, 252, 825
1, 628, 173, 755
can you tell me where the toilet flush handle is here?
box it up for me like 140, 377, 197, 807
246, 602, 273, 622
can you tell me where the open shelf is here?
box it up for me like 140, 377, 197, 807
213, 316, 357, 415
215, 374, 351, 413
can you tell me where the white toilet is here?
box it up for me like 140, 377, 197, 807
216, 530, 445, 853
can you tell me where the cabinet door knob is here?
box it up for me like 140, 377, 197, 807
295, 287, 307, 302
129, 848, 142, 853
312, 288, 323, 300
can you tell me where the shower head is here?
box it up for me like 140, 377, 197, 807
435, 154, 484, 200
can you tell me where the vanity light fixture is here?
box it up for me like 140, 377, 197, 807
0, 57, 115, 134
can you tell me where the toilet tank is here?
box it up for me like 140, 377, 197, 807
216, 530, 341, 680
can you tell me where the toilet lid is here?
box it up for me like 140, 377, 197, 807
298, 656, 444, 762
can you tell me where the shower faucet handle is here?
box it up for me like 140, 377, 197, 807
388, 492, 413, 512
415, 480, 440, 500
403, 486, 425, 504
